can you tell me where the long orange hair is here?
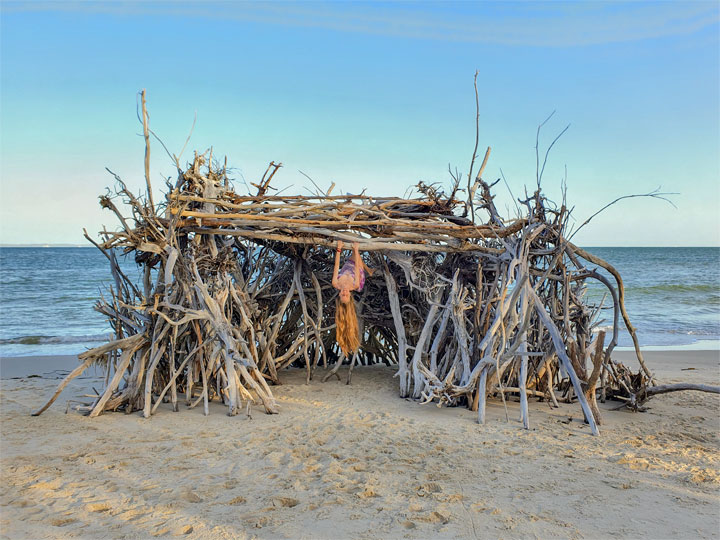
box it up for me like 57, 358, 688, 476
335, 297, 360, 356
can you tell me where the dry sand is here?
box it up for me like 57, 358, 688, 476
1, 350, 718, 539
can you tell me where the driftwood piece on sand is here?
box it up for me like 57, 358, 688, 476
640, 383, 720, 399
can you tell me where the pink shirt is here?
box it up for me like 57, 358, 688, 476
338, 259, 365, 291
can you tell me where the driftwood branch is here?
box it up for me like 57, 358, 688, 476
641, 383, 720, 399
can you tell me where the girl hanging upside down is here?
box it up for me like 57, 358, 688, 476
332, 240, 373, 356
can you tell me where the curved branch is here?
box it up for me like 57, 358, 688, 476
640, 383, 720, 401
569, 187, 678, 242
567, 243, 653, 382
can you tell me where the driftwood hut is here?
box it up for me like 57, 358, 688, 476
34, 93, 663, 436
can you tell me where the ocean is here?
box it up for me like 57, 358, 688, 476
0, 247, 718, 357
582, 247, 720, 350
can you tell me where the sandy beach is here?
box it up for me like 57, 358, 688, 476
1, 350, 718, 539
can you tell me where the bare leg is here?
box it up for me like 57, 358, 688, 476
361, 260, 374, 277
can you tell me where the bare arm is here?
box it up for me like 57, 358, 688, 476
332, 240, 343, 289
353, 242, 361, 290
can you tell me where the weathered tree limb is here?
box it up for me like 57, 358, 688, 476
640, 383, 720, 399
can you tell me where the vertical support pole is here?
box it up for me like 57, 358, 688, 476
383, 263, 409, 397
477, 368, 488, 425
140, 89, 155, 210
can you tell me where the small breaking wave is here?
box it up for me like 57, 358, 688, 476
626, 283, 718, 295
0, 334, 110, 346
666, 328, 719, 336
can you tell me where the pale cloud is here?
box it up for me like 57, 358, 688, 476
3, 1, 718, 47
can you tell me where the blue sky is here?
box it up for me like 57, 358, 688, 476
1, 1, 718, 246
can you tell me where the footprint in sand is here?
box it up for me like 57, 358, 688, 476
86, 502, 112, 512
271, 496, 299, 508
417, 511, 450, 524
416, 482, 442, 497
357, 485, 379, 499
50, 517, 78, 527
180, 490, 202, 503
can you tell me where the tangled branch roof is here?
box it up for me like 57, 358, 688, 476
101, 158, 527, 256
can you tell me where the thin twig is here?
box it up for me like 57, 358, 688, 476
569, 187, 678, 242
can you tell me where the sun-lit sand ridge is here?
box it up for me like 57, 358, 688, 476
1, 350, 718, 539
